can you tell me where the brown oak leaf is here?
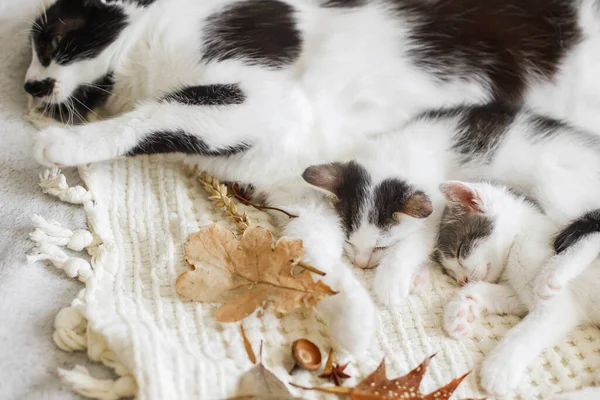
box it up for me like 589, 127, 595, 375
175, 223, 336, 322
292, 354, 481, 400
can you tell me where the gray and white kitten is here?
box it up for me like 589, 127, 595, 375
433, 180, 600, 399
303, 104, 600, 309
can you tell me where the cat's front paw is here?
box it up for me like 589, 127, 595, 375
534, 271, 563, 301
480, 350, 526, 396
410, 267, 430, 294
34, 127, 86, 167
444, 293, 484, 339
318, 285, 377, 355
373, 266, 411, 308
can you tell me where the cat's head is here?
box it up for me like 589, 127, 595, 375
433, 180, 525, 286
24, 0, 141, 118
302, 161, 433, 269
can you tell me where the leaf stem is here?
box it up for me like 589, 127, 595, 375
297, 261, 326, 276
230, 184, 298, 219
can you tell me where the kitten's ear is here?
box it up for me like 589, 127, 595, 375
302, 162, 346, 197
439, 181, 483, 213
393, 191, 433, 220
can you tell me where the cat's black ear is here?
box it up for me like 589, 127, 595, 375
439, 181, 483, 213
393, 191, 433, 220
302, 162, 346, 196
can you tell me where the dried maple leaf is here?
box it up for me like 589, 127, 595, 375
292, 354, 479, 400
176, 224, 336, 322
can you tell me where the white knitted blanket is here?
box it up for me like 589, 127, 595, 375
29, 156, 600, 400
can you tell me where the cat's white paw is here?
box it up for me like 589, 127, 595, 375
534, 271, 563, 301
318, 285, 377, 355
444, 293, 484, 339
480, 350, 526, 396
410, 267, 430, 294
373, 266, 410, 308
33, 126, 78, 167
34, 126, 87, 167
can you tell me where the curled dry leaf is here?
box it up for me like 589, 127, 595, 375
292, 354, 479, 400
240, 325, 257, 365
176, 223, 336, 322
234, 342, 300, 400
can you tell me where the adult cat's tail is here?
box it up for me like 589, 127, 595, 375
554, 209, 600, 254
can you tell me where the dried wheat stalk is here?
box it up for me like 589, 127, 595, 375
193, 168, 325, 276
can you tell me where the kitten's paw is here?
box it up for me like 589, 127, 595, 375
373, 268, 410, 308
443, 293, 484, 339
480, 351, 526, 396
318, 286, 377, 355
410, 267, 430, 294
34, 127, 86, 167
534, 272, 563, 301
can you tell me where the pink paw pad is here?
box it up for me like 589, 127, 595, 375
443, 294, 482, 339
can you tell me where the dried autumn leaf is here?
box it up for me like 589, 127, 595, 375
176, 224, 336, 322
292, 354, 478, 400
233, 342, 301, 400
240, 325, 257, 365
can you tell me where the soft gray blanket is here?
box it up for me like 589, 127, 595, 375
0, 2, 110, 398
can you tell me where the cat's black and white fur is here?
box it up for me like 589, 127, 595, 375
25, 0, 600, 355
434, 180, 600, 399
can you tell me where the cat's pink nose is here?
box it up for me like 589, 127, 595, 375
459, 277, 469, 286
355, 255, 374, 269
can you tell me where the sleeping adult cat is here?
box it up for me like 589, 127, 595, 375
25, 0, 600, 355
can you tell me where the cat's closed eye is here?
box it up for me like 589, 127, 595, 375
456, 240, 464, 259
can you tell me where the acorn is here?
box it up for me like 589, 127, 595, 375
289, 339, 322, 375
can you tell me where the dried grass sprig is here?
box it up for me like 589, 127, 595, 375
193, 168, 325, 276
197, 171, 250, 235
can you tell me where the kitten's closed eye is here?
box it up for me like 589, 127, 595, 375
457, 240, 464, 259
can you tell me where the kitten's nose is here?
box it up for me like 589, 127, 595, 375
459, 277, 470, 286
24, 78, 55, 98
356, 255, 375, 270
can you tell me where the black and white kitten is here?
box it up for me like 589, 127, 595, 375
434, 180, 600, 399
25, 0, 600, 355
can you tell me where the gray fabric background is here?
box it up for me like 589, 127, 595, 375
0, 1, 113, 398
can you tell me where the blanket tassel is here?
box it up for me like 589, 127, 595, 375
29, 214, 94, 251
58, 366, 137, 400
39, 167, 92, 205
53, 306, 87, 352
27, 243, 93, 282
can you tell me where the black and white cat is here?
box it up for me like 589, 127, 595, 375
26, 0, 600, 354
434, 180, 600, 399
